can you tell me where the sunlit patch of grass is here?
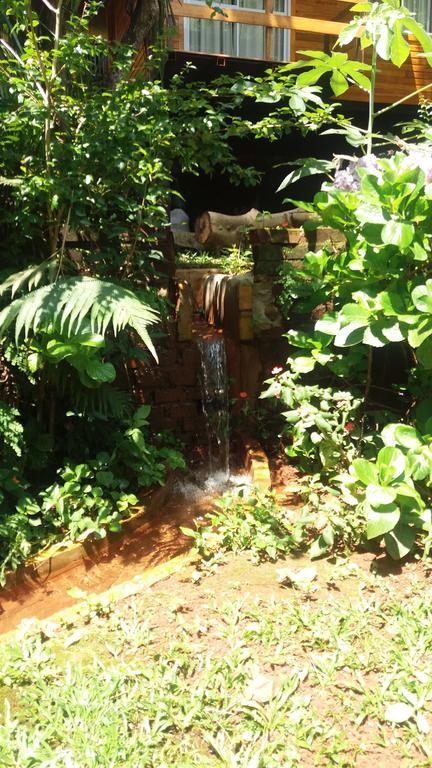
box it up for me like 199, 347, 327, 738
1, 559, 432, 766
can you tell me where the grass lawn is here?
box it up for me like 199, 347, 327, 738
1, 551, 432, 767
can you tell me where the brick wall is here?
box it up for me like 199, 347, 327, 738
130, 338, 206, 444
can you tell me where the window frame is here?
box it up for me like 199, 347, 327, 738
183, 0, 291, 61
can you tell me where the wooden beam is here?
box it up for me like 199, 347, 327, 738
264, 0, 273, 61
171, 1, 350, 35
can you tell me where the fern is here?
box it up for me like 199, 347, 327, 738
0, 277, 159, 359
71, 384, 133, 420
0, 260, 58, 298
0, 177, 23, 187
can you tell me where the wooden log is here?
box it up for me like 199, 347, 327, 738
194, 207, 314, 249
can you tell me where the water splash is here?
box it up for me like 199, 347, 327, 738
198, 336, 230, 481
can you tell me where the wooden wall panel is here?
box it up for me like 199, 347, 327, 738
106, 0, 131, 42
108, 0, 432, 105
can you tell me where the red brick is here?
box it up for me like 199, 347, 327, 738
169, 365, 197, 387
181, 347, 200, 370
169, 401, 200, 422
154, 388, 186, 404
158, 349, 178, 368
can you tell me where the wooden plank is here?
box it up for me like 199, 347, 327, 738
264, 0, 273, 61
171, 1, 352, 34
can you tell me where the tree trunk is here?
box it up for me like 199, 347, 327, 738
195, 208, 313, 250
123, 0, 161, 49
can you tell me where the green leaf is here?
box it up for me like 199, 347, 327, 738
414, 399, 432, 435
132, 404, 151, 426
390, 23, 411, 67
350, 2, 372, 10
315, 314, 339, 335
378, 291, 407, 316
384, 524, 416, 560
385, 702, 415, 723
366, 504, 400, 539
334, 322, 366, 347
381, 423, 422, 450
366, 484, 397, 506
408, 319, 432, 349
377, 446, 405, 484
363, 323, 387, 348
351, 458, 378, 485
296, 66, 328, 88
288, 94, 306, 112
85, 360, 116, 384
348, 69, 371, 91
416, 337, 432, 369
376, 25, 392, 60
381, 220, 414, 248
330, 70, 349, 96
290, 356, 316, 374
277, 158, 334, 192
412, 281, 432, 313
406, 450, 431, 482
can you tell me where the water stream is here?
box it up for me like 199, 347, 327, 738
197, 335, 230, 482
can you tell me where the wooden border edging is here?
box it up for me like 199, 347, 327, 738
0, 551, 194, 643
244, 436, 272, 490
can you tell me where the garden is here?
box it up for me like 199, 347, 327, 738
2, 0, 432, 765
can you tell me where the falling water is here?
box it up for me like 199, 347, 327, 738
198, 336, 230, 481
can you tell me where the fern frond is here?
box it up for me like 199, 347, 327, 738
72, 385, 133, 420
0, 177, 23, 187
0, 277, 159, 360
0, 260, 58, 298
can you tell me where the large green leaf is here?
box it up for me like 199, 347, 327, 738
412, 281, 432, 313
416, 337, 432, 369
377, 446, 405, 484
384, 524, 416, 560
366, 504, 400, 539
406, 450, 431, 482
381, 423, 422, 450
334, 322, 366, 347
351, 458, 378, 485
85, 360, 116, 384
414, 399, 432, 435
407, 318, 432, 349
381, 220, 414, 249
365, 484, 396, 506
376, 24, 392, 60
330, 70, 349, 96
390, 22, 411, 67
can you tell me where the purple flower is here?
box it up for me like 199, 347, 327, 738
333, 167, 360, 192
357, 154, 380, 173
333, 154, 382, 191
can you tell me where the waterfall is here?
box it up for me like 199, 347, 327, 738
197, 336, 230, 480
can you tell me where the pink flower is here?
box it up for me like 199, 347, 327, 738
271, 365, 283, 375
345, 422, 354, 433
239, 391, 248, 399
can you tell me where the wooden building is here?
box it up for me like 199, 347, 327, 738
105, 0, 432, 105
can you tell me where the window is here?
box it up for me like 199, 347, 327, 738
185, 18, 266, 59
405, 0, 432, 32
183, 0, 291, 61
272, 0, 290, 62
